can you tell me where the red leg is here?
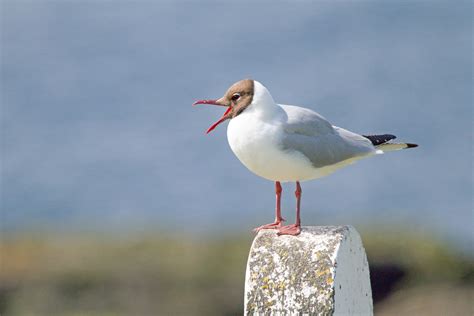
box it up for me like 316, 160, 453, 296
278, 181, 302, 236
253, 181, 285, 232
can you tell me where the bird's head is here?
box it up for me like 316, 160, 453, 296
193, 79, 255, 133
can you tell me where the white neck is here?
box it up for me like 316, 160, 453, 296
245, 81, 284, 121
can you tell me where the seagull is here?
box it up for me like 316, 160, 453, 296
193, 79, 417, 236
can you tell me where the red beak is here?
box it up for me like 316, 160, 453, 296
193, 98, 232, 134
192, 99, 225, 106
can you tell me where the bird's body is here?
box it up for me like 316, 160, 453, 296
194, 79, 417, 235
227, 93, 376, 182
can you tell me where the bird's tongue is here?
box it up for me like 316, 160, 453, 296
206, 106, 232, 134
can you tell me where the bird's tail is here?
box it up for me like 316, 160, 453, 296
363, 134, 418, 153
375, 142, 418, 153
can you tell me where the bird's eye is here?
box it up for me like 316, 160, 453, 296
231, 93, 241, 101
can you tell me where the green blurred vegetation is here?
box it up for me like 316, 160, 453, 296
363, 229, 473, 284
0, 229, 472, 316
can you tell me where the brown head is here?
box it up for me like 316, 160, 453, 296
193, 79, 254, 133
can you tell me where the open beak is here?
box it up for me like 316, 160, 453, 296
193, 98, 232, 134
192, 99, 226, 106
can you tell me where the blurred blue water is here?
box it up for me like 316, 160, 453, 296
1, 2, 472, 251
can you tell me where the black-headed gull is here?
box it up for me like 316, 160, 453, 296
193, 79, 417, 236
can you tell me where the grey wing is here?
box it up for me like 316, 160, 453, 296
280, 104, 334, 136
278, 105, 375, 168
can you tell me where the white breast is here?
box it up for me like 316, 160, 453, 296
227, 110, 320, 182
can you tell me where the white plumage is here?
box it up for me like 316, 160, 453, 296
194, 79, 417, 235
227, 81, 378, 182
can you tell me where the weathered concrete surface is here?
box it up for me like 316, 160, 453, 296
244, 226, 373, 316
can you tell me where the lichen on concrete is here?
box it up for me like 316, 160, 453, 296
244, 226, 353, 315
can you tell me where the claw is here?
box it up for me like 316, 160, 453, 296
253, 219, 285, 232
277, 224, 301, 236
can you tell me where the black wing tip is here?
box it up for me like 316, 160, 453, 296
363, 133, 397, 138
363, 134, 397, 146
405, 143, 418, 148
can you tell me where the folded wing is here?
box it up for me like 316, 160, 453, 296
279, 104, 375, 168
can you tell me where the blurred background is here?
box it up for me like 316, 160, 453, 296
1, 1, 472, 315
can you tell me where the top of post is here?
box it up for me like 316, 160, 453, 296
244, 226, 373, 315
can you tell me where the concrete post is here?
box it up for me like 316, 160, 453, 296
244, 226, 373, 315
